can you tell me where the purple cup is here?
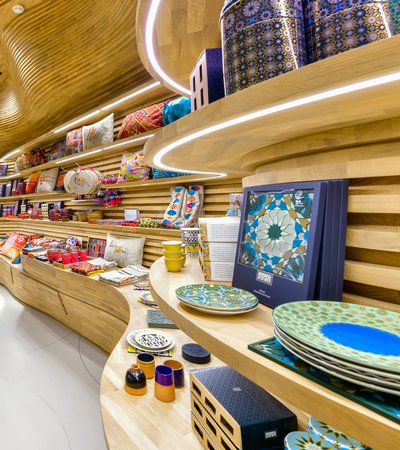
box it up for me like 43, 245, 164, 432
155, 365, 174, 386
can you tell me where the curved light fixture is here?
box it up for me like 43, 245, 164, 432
153, 70, 400, 176
145, 0, 191, 96
0, 149, 21, 161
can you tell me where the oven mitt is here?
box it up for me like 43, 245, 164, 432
162, 186, 187, 225
174, 185, 204, 228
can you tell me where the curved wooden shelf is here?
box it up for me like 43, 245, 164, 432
144, 35, 400, 176
149, 257, 400, 450
0, 191, 73, 202
0, 254, 214, 449
0, 131, 156, 182
136, 0, 224, 95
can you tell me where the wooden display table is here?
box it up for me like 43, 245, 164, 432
0, 255, 213, 449
149, 257, 400, 450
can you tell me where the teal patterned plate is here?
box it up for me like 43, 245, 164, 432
273, 302, 400, 373
284, 431, 336, 449
175, 284, 258, 311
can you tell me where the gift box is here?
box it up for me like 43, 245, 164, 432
199, 217, 240, 243
199, 240, 237, 263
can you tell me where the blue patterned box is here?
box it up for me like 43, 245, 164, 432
389, 0, 400, 33
303, 0, 394, 63
190, 48, 225, 111
221, 0, 306, 95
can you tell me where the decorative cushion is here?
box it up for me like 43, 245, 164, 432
117, 102, 166, 140
1, 233, 29, 263
31, 149, 46, 166
82, 113, 114, 150
118, 151, 150, 182
104, 233, 145, 267
65, 127, 83, 154
36, 168, 59, 193
25, 172, 42, 194
47, 140, 66, 161
162, 97, 191, 125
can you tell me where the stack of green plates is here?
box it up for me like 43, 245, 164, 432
273, 301, 400, 395
175, 284, 258, 315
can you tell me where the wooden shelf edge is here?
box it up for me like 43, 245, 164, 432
149, 257, 400, 450
144, 35, 400, 177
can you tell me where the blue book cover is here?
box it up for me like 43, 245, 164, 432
334, 179, 349, 301
232, 181, 327, 308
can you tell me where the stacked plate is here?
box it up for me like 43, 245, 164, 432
126, 328, 175, 353
273, 301, 400, 395
175, 284, 258, 315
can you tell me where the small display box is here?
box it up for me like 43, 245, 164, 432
190, 366, 297, 450
190, 48, 225, 111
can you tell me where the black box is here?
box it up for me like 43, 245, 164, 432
190, 366, 297, 449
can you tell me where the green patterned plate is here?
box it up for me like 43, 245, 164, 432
175, 284, 258, 311
273, 301, 400, 373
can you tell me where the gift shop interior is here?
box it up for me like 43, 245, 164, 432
0, 0, 399, 449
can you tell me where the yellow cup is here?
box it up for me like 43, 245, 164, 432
164, 250, 186, 267
164, 257, 184, 272
162, 241, 183, 252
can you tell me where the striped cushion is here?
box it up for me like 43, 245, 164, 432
117, 102, 166, 139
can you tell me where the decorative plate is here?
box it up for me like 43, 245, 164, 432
180, 302, 258, 316
308, 417, 367, 450
273, 301, 400, 373
140, 291, 157, 305
274, 327, 400, 390
126, 331, 175, 353
175, 284, 258, 311
275, 325, 400, 381
284, 431, 337, 449
275, 328, 400, 396
134, 329, 172, 350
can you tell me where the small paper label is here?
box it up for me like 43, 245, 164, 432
256, 270, 273, 286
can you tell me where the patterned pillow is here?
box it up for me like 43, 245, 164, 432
117, 102, 166, 140
1, 233, 29, 263
152, 169, 190, 179
55, 173, 66, 191
36, 168, 59, 193
104, 234, 145, 267
118, 151, 150, 182
82, 113, 114, 150
47, 140, 66, 161
66, 127, 83, 154
25, 172, 42, 194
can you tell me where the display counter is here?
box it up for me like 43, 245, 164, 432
149, 257, 400, 450
0, 255, 215, 449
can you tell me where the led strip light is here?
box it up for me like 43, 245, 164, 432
153, 71, 400, 176
145, 0, 191, 96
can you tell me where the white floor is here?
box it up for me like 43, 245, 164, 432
0, 285, 108, 450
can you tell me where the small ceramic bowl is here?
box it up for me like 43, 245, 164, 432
164, 257, 184, 272
164, 359, 184, 387
136, 353, 155, 379
163, 251, 186, 266
155, 365, 175, 402
162, 241, 183, 252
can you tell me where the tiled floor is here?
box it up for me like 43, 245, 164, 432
0, 285, 108, 450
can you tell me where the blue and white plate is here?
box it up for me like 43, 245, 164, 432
284, 431, 336, 449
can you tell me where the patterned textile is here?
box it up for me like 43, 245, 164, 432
1, 233, 29, 263
152, 169, 190, 179
117, 151, 151, 182
55, 173, 66, 191
47, 139, 66, 161
82, 113, 114, 150
303, 0, 393, 63
221, 0, 306, 94
163, 186, 187, 224
25, 172, 41, 194
173, 185, 204, 228
389, 0, 400, 33
162, 97, 191, 125
117, 102, 167, 139
65, 127, 83, 154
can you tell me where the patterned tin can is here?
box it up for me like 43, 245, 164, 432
220, 0, 306, 95
389, 0, 400, 33
303, 0, 394, 63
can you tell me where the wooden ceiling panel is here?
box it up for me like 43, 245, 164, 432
0, 0, 151, 154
